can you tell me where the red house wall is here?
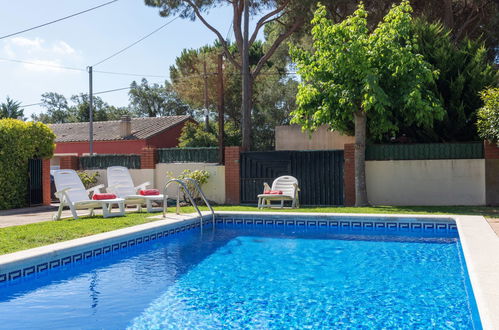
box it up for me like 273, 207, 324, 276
55, 140, 146, 155
145, 120, 191, 148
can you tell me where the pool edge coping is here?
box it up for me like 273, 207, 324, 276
0, 211, 497, 329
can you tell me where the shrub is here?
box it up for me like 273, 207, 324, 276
0, 119, 55, 209
178, 121, 241, 147
477, 88, 499, 143
77, 171, 100, 190
167, 169, 210, 204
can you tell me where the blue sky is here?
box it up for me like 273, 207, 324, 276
0, 0, 251, 117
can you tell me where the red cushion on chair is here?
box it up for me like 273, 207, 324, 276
264, 190, 283, 195
92, 193, 117, 200
139, 189, 160, 196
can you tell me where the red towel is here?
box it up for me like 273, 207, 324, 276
263, 190, 283, 195
139, 189, 160, 196
92, 193, 117, 200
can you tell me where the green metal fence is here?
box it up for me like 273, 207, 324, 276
157, 147, 219, 163
79, 154, 141, 169
365, 142, 484, 160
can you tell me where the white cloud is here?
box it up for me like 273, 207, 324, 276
10, 37, 44, 49
1, 37, 81, 73
52, 41, 75, 55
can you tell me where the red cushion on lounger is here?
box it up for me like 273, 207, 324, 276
92, 193, 117, 200
263, 190, 283, 195
139, 189, 160, 196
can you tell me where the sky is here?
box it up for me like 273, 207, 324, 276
0, 0, 255, 118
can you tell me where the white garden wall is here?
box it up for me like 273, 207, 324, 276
366, 159, 486, 205
155, 163, 225, 204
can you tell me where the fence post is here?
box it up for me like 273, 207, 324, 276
484, 141, 499, 205
60, 155, 79, 170
141, 147, 157, 169
343, 144, 355, 206
42, 159, 51, 206
225, 146, 241, 205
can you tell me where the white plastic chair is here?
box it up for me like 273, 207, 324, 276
257, 175, 300, 209
106, 166, 166, 212
53, 169, 125, 220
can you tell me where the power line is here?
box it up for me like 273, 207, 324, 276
92, 15, 180, 67
0, 0, 119, 40
0, 57, 169, 78
93, 70, 167, 78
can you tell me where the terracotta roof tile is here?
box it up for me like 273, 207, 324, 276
50, 115, 191, 142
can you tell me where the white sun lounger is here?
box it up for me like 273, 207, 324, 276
106, 166, 166, 212
257, 175, 300, 209
53, 169, 125, 220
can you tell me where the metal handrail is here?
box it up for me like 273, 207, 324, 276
182, 178, 215, 227
163, 179, 203, 228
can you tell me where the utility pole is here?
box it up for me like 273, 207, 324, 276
241, 0, 251, 151
88, 66, 94, 155
203, 59, 209, 131
217, 53, 225, 164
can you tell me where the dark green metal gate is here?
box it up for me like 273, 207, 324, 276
28, 159, 43, 206
240, 150, 344, 205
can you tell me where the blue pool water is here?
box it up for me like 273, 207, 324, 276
0, 222, 481, 329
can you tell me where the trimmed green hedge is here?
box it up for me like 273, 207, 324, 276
0, 119, 55, 210
79, 154, 141, 169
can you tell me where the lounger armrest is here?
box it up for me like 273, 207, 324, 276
54, 187, 71, 199
293, 183, 300, 191
135, 182, 151, 191
87, 184, 104, 195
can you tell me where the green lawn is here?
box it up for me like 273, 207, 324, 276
0, 205, 497, 255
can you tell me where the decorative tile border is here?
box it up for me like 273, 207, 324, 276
0, 214, 457, 284
0, 221, 204, 284
215, 214, 457, 232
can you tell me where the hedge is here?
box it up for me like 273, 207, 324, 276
0, 119, 55, 210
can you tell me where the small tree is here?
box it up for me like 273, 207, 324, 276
0, 97, 25, 120
477, 88, 499, 144
290, 1, 444, 206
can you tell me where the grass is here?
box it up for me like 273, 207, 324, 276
0, 205, 497, 255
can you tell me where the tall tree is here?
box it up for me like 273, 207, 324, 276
145, 0, 318, 150
0, 97, 25, 120
389, 19, 498, 142
31, 92, 70, 123
291, 2, 444, 206
320, 0, 499, 60
129, 78, 192, 117
170, 38, 298, 150
69, 94, 111, 122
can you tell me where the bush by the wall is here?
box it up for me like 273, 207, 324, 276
0, 119, 55, 210
477, 88, 499, 144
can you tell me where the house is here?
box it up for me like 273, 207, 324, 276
50, 115, 194, 160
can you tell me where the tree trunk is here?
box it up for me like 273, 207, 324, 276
354, 111, 369, 206
241, 0, 251, 151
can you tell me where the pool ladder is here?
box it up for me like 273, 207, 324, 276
162, 179, 215, 228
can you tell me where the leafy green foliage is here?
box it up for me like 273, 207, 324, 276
178, 121, 241, 148
128, 78, 192, 117
0, 97, 25, 120
477, 88, 499, 143
290, 1, 444, 140
77, 171, 100, 190
392, 19, 498, 142
0, 119, 55, 210
32, 92, 136, 123
167, 169, 210, 203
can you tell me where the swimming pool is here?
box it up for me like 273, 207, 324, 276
0, 215, 482, 329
